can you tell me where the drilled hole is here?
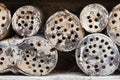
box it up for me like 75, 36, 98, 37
33, 58, 36, 61
59, 18, 63, 22
105, 42, 109, 45
93, 44, 96, 47
114, 13, 117, 17
107, 46, 111, 49
62, 36, 65, 40
95, 25, 98, 29
57, 26, 61, 30
68, 36, 71, 39
18, 23, 21, 26
29, 26, 33, 30
116, 33, 119, 37
26, 51, 29, 53
40, 60, 44, 63
37, 42, 41, 46
32, 64, 35, 67
83, 54, 87, 58
28, 11, 32, 14
110, 57, 114, 60
64, 29, 67, 32
21, 20, 25, 24
26, 62, 29, 65
104, 54, 107, 58
26, 16, 29, 19
24, 58, 27, 61
102, 49, 106, 53
18, 16, 21, 19
55, 21, 58, 24
30, 43, 33, 46
71, 31, 74, 34
89, 45, 92, 49
57, 33, 60, 36
111, 51, 114, 55
40, 70, 43, 73
2, 16, 5, 20
38, 64, 41, 67
95, 56, 99, 60
87, 65, 90, 69
68, 18, 72, 21
21, 11, 25, 14
89, 25, 93, 28
112, 20, 116, 24
84, 42, 87, 45
101, 39, 104, 43
71, 24, 74, 27
97, 13, 100, 17
87, 16, 90, 19
51, 27, 54, 31
85, 49, 89, 52
52, 35, 55, 39
34, 48, 37, 52
94, 65, 98, 68
102, 66, 106, 69
95, 69, 99, 72
24, 23, 28, 27
92, 50, 96, 53
0, 62, 3, 65
33, 69, 36, 73
12, 62, 15, 65
76, 28, 79, 31
99, 45, 102, 48
48, 54, 51, 57
26, 55, 29, 57
95, 18, 98, 22
31, 16, 34, 19
31, 21, 34, 24
1, 57, 4, 61
90, 38, 93, 42
86, 61, 89, 64
110, 63, 113, 66
50, 48, 56, 52
96, 37, 99, 41
75, 34, 78, 38
88, 19, 92, 23
46, 66, 49, 69
0, 48, 3, 53
72, 39, 75, 42
100, 60, 104, 63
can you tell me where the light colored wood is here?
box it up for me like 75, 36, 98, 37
45, 10, 84, 52
80, 4, 108, 33
17, 36, 58, 76
76, 33, 119, 76
12, 5, 42, 37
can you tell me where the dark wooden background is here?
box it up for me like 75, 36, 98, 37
0, 0, 120, 75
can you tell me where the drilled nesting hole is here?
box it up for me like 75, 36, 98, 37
89, 25, 93, 28
0, 48, 3, 53
113, 13, 118, 17
68, 18, 72, 22
112, 20, 116, 24
21, 11, 25, 14
1, 24, 4, 27
97, 13, 100, 17
116, 33, 119, 37
37, 42, 41, 47
2, 16, 5, 20
54, 20, 58, 24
